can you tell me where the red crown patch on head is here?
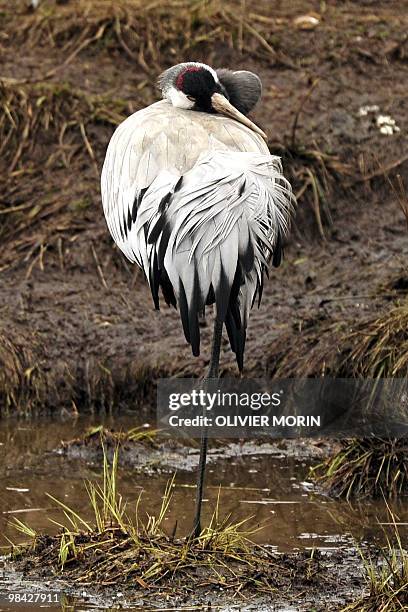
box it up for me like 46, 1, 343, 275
176, 66, 202, 90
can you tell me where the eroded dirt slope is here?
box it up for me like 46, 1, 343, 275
0, 0, 407, 414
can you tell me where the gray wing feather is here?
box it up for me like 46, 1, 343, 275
101, 101, 294, 364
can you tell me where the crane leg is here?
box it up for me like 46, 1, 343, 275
191, 317, 223, 539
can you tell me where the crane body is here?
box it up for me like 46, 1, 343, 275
101, 62, 294, 536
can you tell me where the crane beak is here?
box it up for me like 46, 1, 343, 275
211, 93, 267, 140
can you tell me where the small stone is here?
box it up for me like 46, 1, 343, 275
293, 15, 320, 29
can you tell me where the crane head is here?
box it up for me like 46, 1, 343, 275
158, 62, 267, 140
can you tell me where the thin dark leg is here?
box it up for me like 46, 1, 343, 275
191, 317, 223, 538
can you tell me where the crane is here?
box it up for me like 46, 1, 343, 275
101, 62, 294, 538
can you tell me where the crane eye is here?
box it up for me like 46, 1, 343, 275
186, 95, 196, 102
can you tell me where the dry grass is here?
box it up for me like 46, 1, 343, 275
0, 80, 129, 173
268, 299, 408, 378
7, 0, 280, 72
62, 423, 161, 450
341, 505, 408, 612
271, 140, 353, 241
0, 80, 133, 266
266, 319, 347, 377
0, 325, 48, 416
0, 332, 169, 417
349, 301, 408, 377
387, 174, 408, 231
312, 439, 408, 500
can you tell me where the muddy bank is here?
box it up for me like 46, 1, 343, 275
58, 426, 339, 472
1, 0, 408, 415
2, 547, 365, 611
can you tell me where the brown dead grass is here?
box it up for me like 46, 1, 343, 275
267, 299, 408, 378
312, 438, 408, 499
0, 80, 134, 268
7, 0, 281, 72
0, 330, 181, 416
350, 301, 408, 377
0, 80, 129, 173
0, 325, 48, 415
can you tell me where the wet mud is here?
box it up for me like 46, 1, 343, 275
0, 1, 407, 414
1, 416, 407, 610
58, 425, 339, 472
2, 548, 365, 612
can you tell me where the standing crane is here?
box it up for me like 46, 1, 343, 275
101, 62, 294, 538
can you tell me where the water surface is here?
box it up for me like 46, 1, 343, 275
1, 415, 406, 552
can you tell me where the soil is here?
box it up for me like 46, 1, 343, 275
0, 0, 407, 415
3, 546, 365, 611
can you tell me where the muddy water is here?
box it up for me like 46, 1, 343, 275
1, 416, 407, 553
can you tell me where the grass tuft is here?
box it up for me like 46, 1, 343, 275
341, 504, 408, 611
348, 301, 408, 377
8, 445, 328, 595
312, 438, 408, 500
0, 325, 48, 416
0, 80, 134, 267
267, 299, 408, 378
83, 424, 160, 445
0, 81, 129, 172
271, 141, 352, 240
